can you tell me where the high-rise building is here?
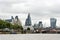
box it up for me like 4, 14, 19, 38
11, 16, 14, 19
38, 21, 43, 28
11, 16, 15, 25
50, 18, 57, 28
5, 16, 22, 26
25, 13, 32, 26
33, 24, 38, 29
15, 16, 18, 21
15, 16, 22, 26
33, 21, 43, 29
5, 16, 14, 22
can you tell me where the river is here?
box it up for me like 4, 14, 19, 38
0, 34, 60, 40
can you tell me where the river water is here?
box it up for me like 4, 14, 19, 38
0, 34, 60, 40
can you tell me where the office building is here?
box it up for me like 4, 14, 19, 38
33, 24, 38, 29
5, 16, 14, 23
25, 13, 32, 26
50, 18, 57, 28
5, 16, 22, 26
38, 21, 43, 28
15, 16, 22, 26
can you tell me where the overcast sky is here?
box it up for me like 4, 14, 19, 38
0, 0, 60, 27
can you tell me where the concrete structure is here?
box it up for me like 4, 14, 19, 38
23, 26, 34, 30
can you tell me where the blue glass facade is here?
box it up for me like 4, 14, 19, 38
50, 18, 57, 28
25, 13, 32, 26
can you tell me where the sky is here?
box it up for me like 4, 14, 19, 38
0, 0, 60, 27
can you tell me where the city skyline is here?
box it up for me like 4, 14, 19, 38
0, 0, 60, 27
1, 14, 60, 28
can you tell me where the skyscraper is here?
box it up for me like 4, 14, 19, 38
11, 16, 14, 19
11, 16, 15, 25
33, 21, 43, 29
50, 18, 57, 28
33, 24, 38, 29
5, 16, 22, 26
38, 21, 43, 28
5, 16, 14, 22
15, 16, 18, 21
15, 16, 22, 26
25, 13, 32, 26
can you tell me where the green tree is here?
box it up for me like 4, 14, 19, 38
0, 19, 23, 30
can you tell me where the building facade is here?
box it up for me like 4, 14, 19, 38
38, 21, 43, 28
25, 13, 32, 26
15, 16, 22, 26
50, 18, 57, 28
5, 16, 22, 26
33, 21, 43, 30
5, 16, 14, 23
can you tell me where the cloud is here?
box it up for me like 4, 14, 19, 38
0, 0, 28, 13
1, 0, 60, 16
0, 0, 60, 26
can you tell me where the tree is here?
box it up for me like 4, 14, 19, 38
0, 20, 7, 29
0, 19, 23, 31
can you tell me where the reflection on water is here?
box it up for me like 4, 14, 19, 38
0, 34, 60, 40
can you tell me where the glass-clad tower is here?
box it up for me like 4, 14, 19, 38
25, 13, 32, 26
50, 18, 57, 28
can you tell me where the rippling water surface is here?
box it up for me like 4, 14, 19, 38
0, 34, 60, 40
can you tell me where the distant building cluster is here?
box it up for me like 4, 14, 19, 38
5, 13, 58, 31
33, 21, 43, 29
3, 13, 60, 33
24, 13, 60, 33
5, 16, 22, 26
24, 13, 58, 32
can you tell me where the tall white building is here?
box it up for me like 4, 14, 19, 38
15, 16, 22, 26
